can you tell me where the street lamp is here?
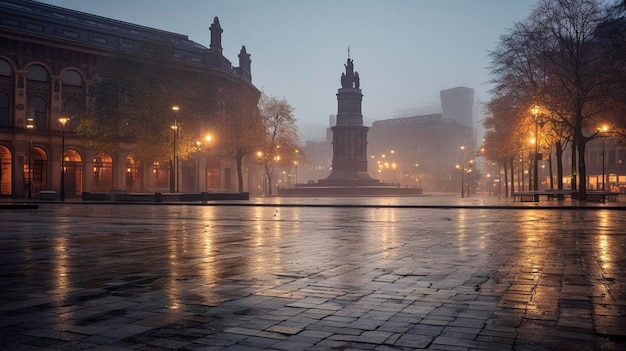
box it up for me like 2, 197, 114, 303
294, 149, 299, 188
467, 168, 472, 198
460, 146, 465, 198
467, 159, 473, 198
600, 125, 608, 191
58, 116, 69, 201
531, 106, 540, 192
26, 117, 34, 199
195, 134, 213, 192
171, 106, 179, 193
195, 140, 202, 192
414, 163, 420, 188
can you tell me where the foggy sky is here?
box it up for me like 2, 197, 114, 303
40, 0, 538, 140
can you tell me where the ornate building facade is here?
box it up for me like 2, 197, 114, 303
0, 0, 259, 198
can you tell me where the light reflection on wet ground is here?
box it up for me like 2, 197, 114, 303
1, 199, 625, 350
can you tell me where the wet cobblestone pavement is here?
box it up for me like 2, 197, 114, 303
1, 199, 625, 350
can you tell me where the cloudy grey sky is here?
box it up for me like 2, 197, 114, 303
41, 0, 538, 140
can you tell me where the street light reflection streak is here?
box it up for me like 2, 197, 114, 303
374, 207, 397, 259
456, 209, 467, 255
53, 236, 70, 308
596, 212, 611, 271
165, 219, 191, 310
199, 207, 219, 302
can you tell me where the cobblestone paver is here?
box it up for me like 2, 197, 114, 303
1, 202, 625, 350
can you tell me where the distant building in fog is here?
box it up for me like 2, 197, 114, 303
299, 115, 333, 183
440, 86, 474, 128
368, 87, 475, 193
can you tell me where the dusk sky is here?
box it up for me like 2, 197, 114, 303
40, 0, 539, 140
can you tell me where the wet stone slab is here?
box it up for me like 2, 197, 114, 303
0, 202, 625, 350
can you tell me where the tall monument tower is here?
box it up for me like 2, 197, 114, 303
318, 56, 379, 186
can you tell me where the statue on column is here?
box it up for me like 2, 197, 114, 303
341, 57, 360, 89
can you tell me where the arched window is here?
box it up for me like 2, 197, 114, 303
0, 59, 13, 127
0, 145, 12, 196
62, 70, 83, 86
64, 100, 81, 130
28, 96, 47, 130
31, 147, 48, 193
62, 69, 85, 130
0, 59, 12, 77
0, 92, 9, 127
26, 64, 49, 82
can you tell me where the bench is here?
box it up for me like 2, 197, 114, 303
81, 192, 112, 201
39, 190, 56, 200
513, 190, 572, 202
586, 192, 619, 203
512, 192, 538, 202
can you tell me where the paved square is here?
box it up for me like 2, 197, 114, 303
1, 201, 625, 350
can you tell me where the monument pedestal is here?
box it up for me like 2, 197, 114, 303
278, 185, 422, 197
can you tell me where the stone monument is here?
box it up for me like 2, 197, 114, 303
317, 56, 379, 186
277, 55, 421, 197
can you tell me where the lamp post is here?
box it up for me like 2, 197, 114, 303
467, 168, 471, 198
195, 140, 202, 192
58, 116, 69, 201
531, 106, 540, 192
294, 149, 299, 188
517, 148, 524, 191
467, 159, 473, 198
171, 106, 179, 193
195, 134, 212, 192
26, 117, 34, 199
601, 125, 608, 191
460, 146, 465, 198
414, 162, 420, 189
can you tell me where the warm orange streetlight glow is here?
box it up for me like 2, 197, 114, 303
58, 116, 69, 201
172, 105, 179, 112
599, 125, 609, 191
531, 105, 540, 116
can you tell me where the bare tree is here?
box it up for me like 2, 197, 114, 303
488, 0, 622, 200
219, 89, 264, 193
257, 93, 301, 196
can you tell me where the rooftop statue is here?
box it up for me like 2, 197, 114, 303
341, 57, 360, 89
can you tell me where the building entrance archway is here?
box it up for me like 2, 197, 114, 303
28, 147, 48, 195
0, 145, 12, 196
64, 149, 82, 197
92, 154, 112, 192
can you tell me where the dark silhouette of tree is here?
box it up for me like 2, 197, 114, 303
256, 93, 301, 196
79, 45, 217, 165
487, 0, 624, 200
218, 89, 264, 193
